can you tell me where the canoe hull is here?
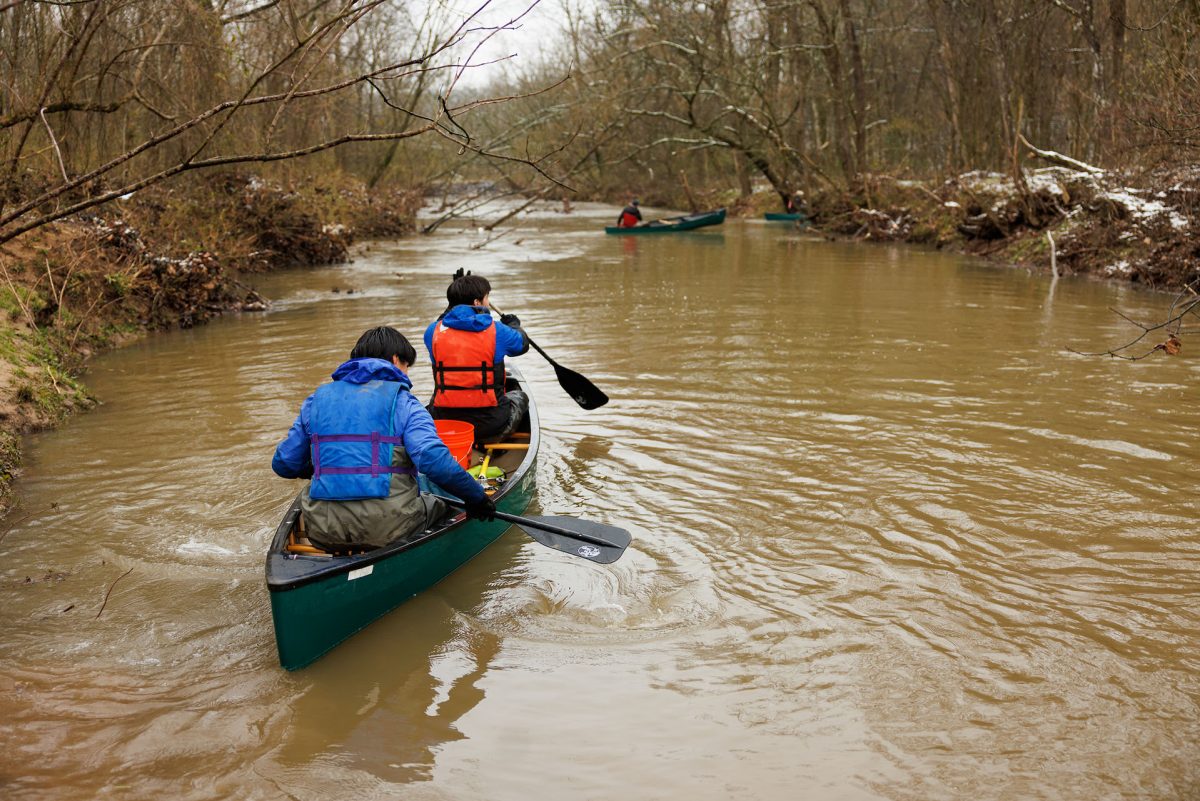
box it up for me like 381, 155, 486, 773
764, 212, 807, 222
265, 369, 538, 671
267, 468, 535, 670
606, 207, 726, 234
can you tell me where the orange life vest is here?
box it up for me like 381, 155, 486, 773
430, 322, 505, 407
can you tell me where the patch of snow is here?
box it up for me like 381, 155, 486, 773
943, 200, 960, 208
959, 171, 1008, 191
1098, 189, 1190, 229
1105, 260, 1132, 276
1025, 172, 1065, 195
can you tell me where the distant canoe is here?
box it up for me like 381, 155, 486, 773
764, 212, 807, 222
606, 208, 726, 234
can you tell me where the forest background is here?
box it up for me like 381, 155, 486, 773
0, 0, 1197, 517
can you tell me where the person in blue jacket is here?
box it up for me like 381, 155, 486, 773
424, 271, 529, 443
272, 326, 494, 552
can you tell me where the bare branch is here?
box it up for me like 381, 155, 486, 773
1, 98, 127, 130
0, 43, 487, 232
1066, 284, 1200, 359
221, 0, 283, 24
0, 123, 444, 245
1019, 135, 1104, 175
38, 107, 69, 181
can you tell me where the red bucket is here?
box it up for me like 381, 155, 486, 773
434, 419, 474, 468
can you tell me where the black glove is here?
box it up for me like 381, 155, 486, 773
463, 496, 496, 521
499, 313, 521, 328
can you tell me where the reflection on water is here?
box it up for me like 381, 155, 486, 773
271, 590, 500, 789
1, 202, 1198, 800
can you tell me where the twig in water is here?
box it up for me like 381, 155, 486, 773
0, 512, 33, 545
95, 567, 134, 619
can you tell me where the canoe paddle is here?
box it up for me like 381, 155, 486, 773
434, 495, 631, 564
491, 304, 609, 410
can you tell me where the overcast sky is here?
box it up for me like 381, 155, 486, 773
446, 0, 572, 88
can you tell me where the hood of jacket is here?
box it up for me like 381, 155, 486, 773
330, 357, 412, 387
439, 304, 496, 333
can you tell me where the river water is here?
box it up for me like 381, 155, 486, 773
1, 203, 1197, 800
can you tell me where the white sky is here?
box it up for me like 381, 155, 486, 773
443, 0, 573, 88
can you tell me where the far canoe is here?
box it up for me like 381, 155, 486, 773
764, 212, 808, 222
606, 207, 726, 235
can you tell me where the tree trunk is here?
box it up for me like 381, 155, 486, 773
733, 150, 753, 198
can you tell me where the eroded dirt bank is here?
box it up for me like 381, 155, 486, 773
791, 165, 1199, 291
0, 173, 420, 519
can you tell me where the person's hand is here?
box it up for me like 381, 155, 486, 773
464, 496, 496, 521
499, 313, 521, 328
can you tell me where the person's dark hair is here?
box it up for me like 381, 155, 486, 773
350, 326, 417, 366
447, 273, 492, 308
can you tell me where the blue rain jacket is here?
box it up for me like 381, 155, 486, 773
423, 305, 528, 367
272, 357, 485, 504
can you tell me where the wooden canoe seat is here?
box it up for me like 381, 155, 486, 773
287, 529, 330, 555
286, 516, 374, 557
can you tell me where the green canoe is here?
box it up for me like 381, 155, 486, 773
265, 370, 538, 671
764, 212, 807, 222
606, 207, 726, 234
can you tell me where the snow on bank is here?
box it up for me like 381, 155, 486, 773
958, 166, 1191, 231
1094, 189, 1190, 230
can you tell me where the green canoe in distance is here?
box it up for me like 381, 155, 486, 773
764, 212, 807, 222
265, 370, 539, 671
605, 207, 726, 234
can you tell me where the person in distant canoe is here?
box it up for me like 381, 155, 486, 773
425, 270, 530, 444
617, 199, 643, 228
272, 326, 495, 552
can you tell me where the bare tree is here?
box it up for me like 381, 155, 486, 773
0, 0, 559, 246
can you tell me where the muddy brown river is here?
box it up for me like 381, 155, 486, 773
1, 203, 1197, 800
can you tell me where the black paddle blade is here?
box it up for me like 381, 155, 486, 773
525, 337, 608, 410
513, 515, 631, 564
552, 363, 609, 410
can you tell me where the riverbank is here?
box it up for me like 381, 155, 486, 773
0, 173, 420, 519
744, 164, 1198, 291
